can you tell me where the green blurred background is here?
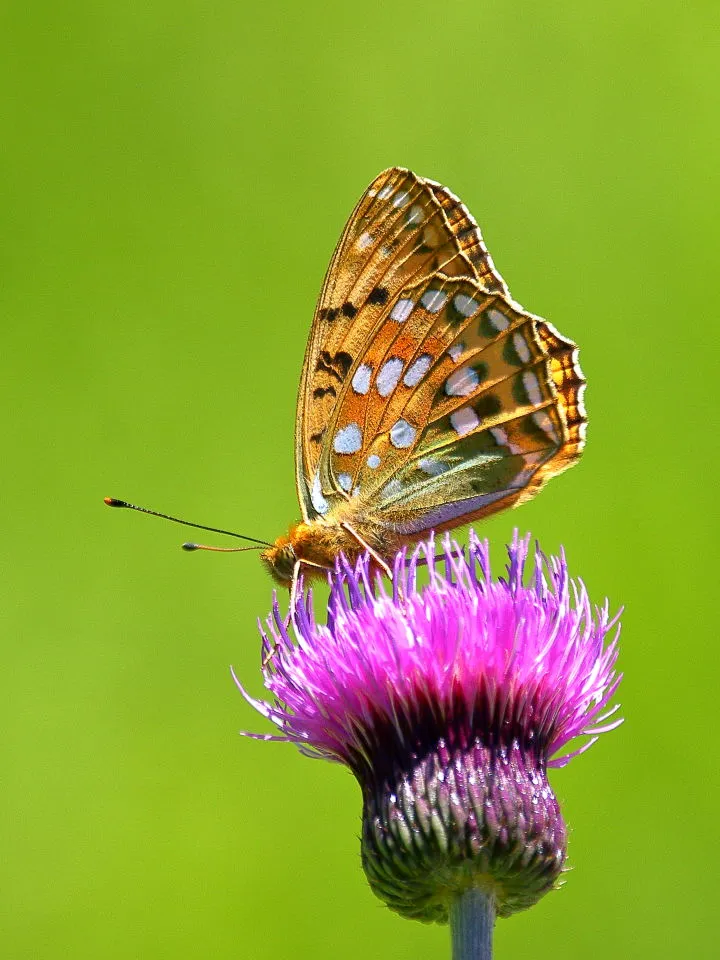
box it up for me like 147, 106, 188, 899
2, 1, 717, 957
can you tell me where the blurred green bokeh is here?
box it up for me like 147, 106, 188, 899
2, 2, 717, 957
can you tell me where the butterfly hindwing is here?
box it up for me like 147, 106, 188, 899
314, 272, 580, 530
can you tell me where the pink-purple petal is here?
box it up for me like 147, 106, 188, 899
240, 531, 622, 773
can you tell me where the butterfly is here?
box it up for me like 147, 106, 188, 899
259, 167, 586, 587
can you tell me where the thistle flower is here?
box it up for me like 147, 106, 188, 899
235, 531, 622, 953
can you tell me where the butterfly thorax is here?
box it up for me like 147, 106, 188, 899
261, 507, 390, 587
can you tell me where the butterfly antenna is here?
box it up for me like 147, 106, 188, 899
104, 497, 272, 548
182, 542, 263, 553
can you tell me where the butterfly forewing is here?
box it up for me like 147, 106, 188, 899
295, 167, 586, 542
296, 168, 513, 519
422, 179, 508, 296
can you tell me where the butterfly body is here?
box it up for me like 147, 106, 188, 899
265, 168, 586, 587
261, 503, 393, 586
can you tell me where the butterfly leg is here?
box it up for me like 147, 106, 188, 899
262, 558, 330, 669
261, 561, 303, 669
340, 521, 393, 581
290, 559, 303, 621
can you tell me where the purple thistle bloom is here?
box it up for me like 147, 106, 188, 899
235, 531, 622, 923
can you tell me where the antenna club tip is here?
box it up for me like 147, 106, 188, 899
182, 542, 199, 551
104, 497, 127, 507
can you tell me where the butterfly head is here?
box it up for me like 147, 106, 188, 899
260, 536, 298, 587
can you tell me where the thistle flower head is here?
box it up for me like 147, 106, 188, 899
236, 531, 622, 922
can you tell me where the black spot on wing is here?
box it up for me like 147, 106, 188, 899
445, 296, 478, 327
367, 286, 389, 305
503, 336, 525, 367
512, 377, 528, 406
333, 351, 353, 377
313, 385, 337, 399
316, 349, 353, 382
341, 301, 358, 318
474, 392, 502, 419
315, 357, 342, 381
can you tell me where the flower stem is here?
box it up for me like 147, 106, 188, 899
450, 888, 495, 960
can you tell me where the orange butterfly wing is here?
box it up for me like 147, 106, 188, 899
297, 168, 505, 516
294, 168, 585, 535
